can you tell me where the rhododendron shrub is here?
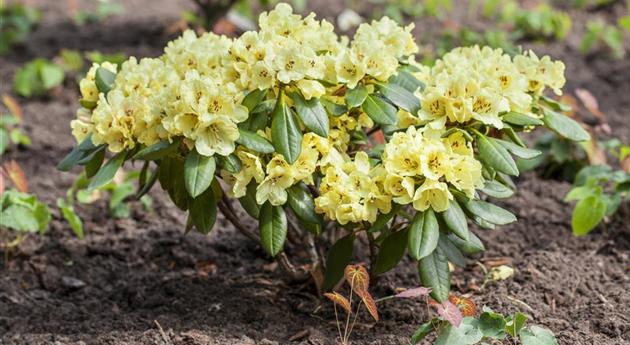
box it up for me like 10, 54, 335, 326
59, 4, 588, 303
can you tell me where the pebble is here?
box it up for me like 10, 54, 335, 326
61, 276, 86, 289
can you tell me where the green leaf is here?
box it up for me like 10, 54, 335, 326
442, 199, 469, 241
542, 109, 590, 142
109, 183, 134, 210
374, 229, 408, 275
388, 70, 425, 93
259, 202, 288, 256
0, 205, 40, 232
323, 234, 355, 290
435, 318, 484, 345
571, 195, 606, 236
57, 136, 98, 171
495, 138, 541, 159
84, 147, 105, 178
447, 232, 485, 255
216, 153, 242, 173
479, 311, 507, 338
57, 198, 84, 239
462, 199, 516, 225
40, 63, 64, 89
321, 98, 348, 117
271, 93, 302, 164
408, 209, 439, 260
236, 129, 275, 153
519, 326, 558, 345
189, 188, 217, 234
290, 92, 329, 137
184, 149, 216, 198
242, 88, 267, 112
132, 139, 180, 160
368, 204, 401, 232
0, 128, 8, 155
287, 183, 322, 224
345, 84, 368, 108
362, 94, 397, 125
438, 235, 466, 267
410, 320, 435, 344
158, 157, 190, 210
418, 246, 450, 303
376, 82, 420, 113
238, 182, 260, 218
481, 180, 514, 199
95, 67, 116, 95
505, 312, 527, 337
88, 151, 126, 190
476, 134, 519, 176
502, 112, 544, 126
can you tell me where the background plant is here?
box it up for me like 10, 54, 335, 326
0, 2, 40, 54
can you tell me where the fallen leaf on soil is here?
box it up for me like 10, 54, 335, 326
324, 292, 351, 314
395, 287, 432, 299
575, 88, 605, 120
489, 265, 515, 281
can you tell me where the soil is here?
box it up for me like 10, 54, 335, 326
1, 1, 629, 345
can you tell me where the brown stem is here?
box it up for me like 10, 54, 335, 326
217, 199, 259, 242
277, 252, 309, 281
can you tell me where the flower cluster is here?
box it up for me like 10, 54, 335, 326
417, 46, 566, 130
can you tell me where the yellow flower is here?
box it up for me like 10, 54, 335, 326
296, 80, 326, 100
256, 155, 295, 206
222, 149, 265, 198
412, 179, 452, 212
194, 116, 240, 156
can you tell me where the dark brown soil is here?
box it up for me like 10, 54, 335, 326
1, 1, 629, 345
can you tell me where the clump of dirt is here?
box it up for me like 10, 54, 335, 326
1, 1, 629, 345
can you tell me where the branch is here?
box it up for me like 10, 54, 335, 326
218, 198, 259, 242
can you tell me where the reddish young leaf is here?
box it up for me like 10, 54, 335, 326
434, 299, 462, 327
344, 264, 369, 293
324, 292, 352, 314
2, 94, 23, 122
448, 295, 477, 317
357, 290, 379, 322
3, 160, 28, 193
575, 88, 604, 120
395, 287, 432, 299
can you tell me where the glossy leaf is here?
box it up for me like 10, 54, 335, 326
345, 84, 368, 108
495, 138, 541, 159
408, 209, 439, 260
95, 67, 115, 95
271, 94, 302, 163
374, 229, 408, 275
542, 109, 590, 142
323, 234, 355, 290
418, 246, 450, 303
238, 182, 260, 218
438, 235, 466, 267
376, 82, 420, 113
441, 199, 469, 241
410, 320, 435, 344
87, 151, 126, 190
477, 134, 519, 176
216, 153, 241, 173
189, 188, 217, 234
184, 149, 216, 198
447, 232, 485, 255
57, 136, 98, 171
242, 88, 267, 112
132, 139, 180, 160
481, 180, 514, 199
502, 111, 544, 126
291, 92, 329, 137
463, 199, 517, 225
259, 202, 288, 256
362, 94, 397, 125
236, 129, 274, 153
287, 183, 322, 224
389, 70, 425, 93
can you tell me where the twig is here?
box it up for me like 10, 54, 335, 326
217, 199, 258, 242
277, 252, 309, 281
154, 320, 171, 345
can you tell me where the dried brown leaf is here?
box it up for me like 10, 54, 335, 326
357, 290, 379, 322
575, 88, 605, 120
324, 292, 352, 314
344, 264, 369, 293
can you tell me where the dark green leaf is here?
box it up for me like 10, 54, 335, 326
476, 134, 519, 176
447, 232, 485, 255
479, 311, 507, 338
481, 180, 514, 199
438, 235, 466, 267
57, 136, 98, 171
345, 84, 368, 108
374, 229, 408, 275
502, 112, 544, 126
506, 312, 527, 337
236, 129, 275, 153
132, 139, 180, 160
216, 153, 242, 173
410, 320, 435, 344
321, 98, 348, 116
376, 82, 420, 113
95, 67, 116, 95
291, 92, 329, 137
88, 151, 126, 190
189, 189, 217, 234
408, 209, 439, 260
368, 204, 401, 232
271, 94, 302, 163
287, 183, 322, 224
259, 202, 288, 256
542, 109, 590, 142
184, 149, 216, 198
572, 195, 606, 236
323, 234, 355, 290
418, 246, 450, 302
441, 199, 469, 241
238, 182, 260, 218
389, 70, 425, 93
362, 94, 397, 125
85, 148, 105, 178
242, 88, 267, 112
